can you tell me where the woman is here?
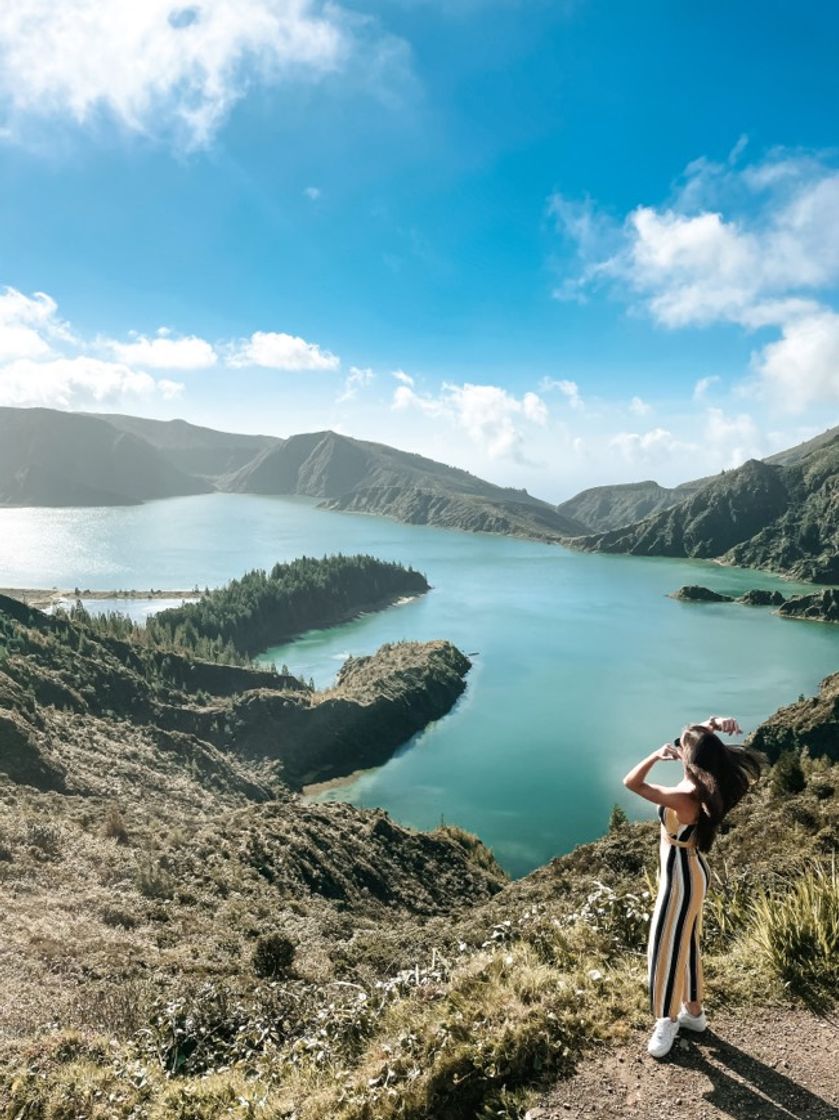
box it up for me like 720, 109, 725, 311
622, 715, 765, 1058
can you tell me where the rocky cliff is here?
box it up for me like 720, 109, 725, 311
569, 435, 839, 582
747, 671, 839, 763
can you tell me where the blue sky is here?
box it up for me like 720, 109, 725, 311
0, 0, 837, 499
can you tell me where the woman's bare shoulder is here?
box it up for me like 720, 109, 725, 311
673, 781, 700, 825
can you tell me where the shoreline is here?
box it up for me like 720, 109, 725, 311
0, 587, 202, 611
301, 765, 374, 797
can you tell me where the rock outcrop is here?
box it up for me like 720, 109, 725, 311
672, 585, 734, 603
738, 588, 786, 606
229, 641, 471, 787
748, 671, 839, 762
778, 588, 839, 623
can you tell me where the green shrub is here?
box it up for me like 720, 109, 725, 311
103, 804, 129, 845
750, 859, 839, 1011
771, 749, 806, 796
570, 879, 651, 954
252, 931, 296, 978
25, 818, 62, 858
135, 857, 175, 900
608, 804, 628, 832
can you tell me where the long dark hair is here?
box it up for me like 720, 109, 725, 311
680, 725, 766, 852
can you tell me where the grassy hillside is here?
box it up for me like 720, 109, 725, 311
0, 408, 211, 506
0, 584, 836, 1118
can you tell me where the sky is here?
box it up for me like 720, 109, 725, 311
0, 0, 838, 501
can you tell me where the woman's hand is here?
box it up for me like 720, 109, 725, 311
706, 715, 742, 735
652, 743, 682, 762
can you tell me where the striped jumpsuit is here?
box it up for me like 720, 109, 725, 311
647, 804, 710, 1019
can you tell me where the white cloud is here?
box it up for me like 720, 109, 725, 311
227, 330, 340, 371
391, 383, 443, 417
0, 283, 248, 410
552, 150, 839, 410
391, 368, 414, 387
752, 308, 839, 411
158, 378, 186, 399
540, 377, 583, 409
607, 408, 764, 475
303, 185, 321, 200
0, 286, 73, 361
0, 356, 177, 408
393, 381, 548, 461
107, 330, 217, 369
629, 395, 651, 416
336, 364, 373, 403
609, 427, 695, 465
702, 407, 763, 466
0, 1, 352, 150
693, 375, 720, 400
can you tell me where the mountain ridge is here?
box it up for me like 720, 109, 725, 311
0, 407, 212, 506
567, 434, 839, 582
0, 408, 588, 539
2, 407, 837, 575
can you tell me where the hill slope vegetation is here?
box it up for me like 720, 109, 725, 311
0, 407, 211, 505
555, 478, 707, 534
568, 435, 839, 582
91, 412, 279, 480
0, 571, 837, 1118
226, 429, 588, 539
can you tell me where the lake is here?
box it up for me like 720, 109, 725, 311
2, 493, 837, 878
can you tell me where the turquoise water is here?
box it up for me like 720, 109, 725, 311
2, 493, 837, 877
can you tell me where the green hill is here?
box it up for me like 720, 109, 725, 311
568, 435, 839, 582
0, 407, 211, 506
1, 582, 836, 1118
91, 412, 279, 480
555, 477, 707, 534
227, 429, 588, 539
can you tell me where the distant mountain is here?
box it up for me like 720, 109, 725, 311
0, 409, 587, 540
91, 412, 279, 480
556, 424, 839, 536
555, 478, 707, 534
570, 434, 839, 582
0, 407, 211, 506
226, 430, 589, 539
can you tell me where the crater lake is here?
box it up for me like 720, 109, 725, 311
3, 492, 837, 877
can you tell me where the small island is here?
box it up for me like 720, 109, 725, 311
672, 585, 734, 603
671, 584, 839, 625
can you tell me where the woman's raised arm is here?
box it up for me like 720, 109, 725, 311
622, 743, 697, 815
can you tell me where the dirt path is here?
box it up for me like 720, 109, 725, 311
532, 1008, 839, 1120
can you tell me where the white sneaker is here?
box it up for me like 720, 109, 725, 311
677, 1005, 707, 1032
647, 1017, 679, 1058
